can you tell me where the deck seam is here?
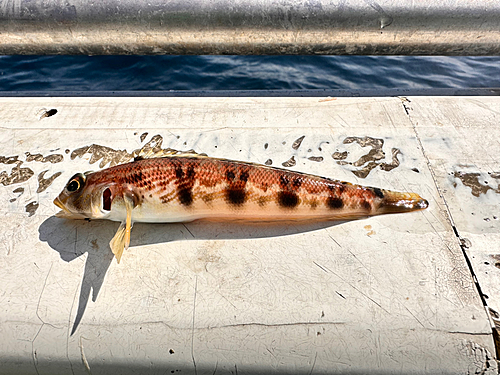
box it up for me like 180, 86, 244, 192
400, 96, 500, 364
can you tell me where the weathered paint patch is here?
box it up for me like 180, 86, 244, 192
9, 187, 24, 203
333, 136, 402, 179
0, 155, 20, 164
37, 170, 63, 193
282, 156, 296, 168
332, 151, 348, 161
292, 136, 305, 150
70, 134, 194, 169
379, 148, 401, 172
308, 156, 324, 162
0, 162, 34, 186
71, 144, 132, 168
25, 152, 64, 164
25, 201, 39, 217
452, 171, 500, 197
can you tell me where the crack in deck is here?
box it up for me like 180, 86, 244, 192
400, 96, 500, 361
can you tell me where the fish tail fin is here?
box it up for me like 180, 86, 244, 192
376, 190, 429, 215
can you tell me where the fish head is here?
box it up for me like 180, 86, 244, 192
53, 172, 113, 220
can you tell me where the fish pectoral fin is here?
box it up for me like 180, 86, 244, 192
109, 194, 135, 264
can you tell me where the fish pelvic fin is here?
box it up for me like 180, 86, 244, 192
109, 193, 135, 264
109, 221, 127, 264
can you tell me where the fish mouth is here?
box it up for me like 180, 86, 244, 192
53, 197, 69, 212
416, 198, 429, 210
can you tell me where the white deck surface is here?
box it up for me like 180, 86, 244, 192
0, 96, 498, 374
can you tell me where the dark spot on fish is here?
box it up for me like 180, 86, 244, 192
337, 184, 346, 193
279, 174, 289, 188
310, 200, 318, 209
134, 156, 145, 162
292, 178, 302, 189
258, 197, 267, 207
149, 194, 152, 198
373, 187, 384, 199
240, 171, 249, 182
202, 194, 214, 204
278, 191, 299, 208
131, 171, 144, 184
362, 201, 372, 211
159, 193, 170, 203
186, 166, 195, 179
174, 163, 196, 206
103, 188, 112, 211
226, 188, 246, 206
175, 166, 183, 179
411, 168, 420, 173
178, 188, 193, 206
265, 159, 272, 165
226, 170, 235, 181
327, 197, 343, 209
85, 218, 91, 222
264, 143, 268, 149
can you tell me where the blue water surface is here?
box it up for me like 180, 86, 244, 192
0, 55, 499, 91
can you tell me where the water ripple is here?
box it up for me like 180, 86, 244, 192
0, 55, 499, 91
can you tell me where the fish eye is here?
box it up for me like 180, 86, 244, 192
67, 179, 80, 192
65, 173, 85, 193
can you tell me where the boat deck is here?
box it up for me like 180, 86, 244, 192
0, 95, 499, 374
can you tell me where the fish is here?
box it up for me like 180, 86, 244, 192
54, 153, 428, 263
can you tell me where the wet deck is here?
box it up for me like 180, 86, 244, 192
0, 96, 499, 374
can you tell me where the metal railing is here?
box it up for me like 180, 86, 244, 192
0, 0, 499, 55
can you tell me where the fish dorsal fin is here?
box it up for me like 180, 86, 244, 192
133, 148, 208, 161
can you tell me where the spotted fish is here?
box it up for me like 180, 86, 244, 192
54, 154, 428, 263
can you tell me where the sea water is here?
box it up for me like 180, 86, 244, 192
0, 55, 499, 91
